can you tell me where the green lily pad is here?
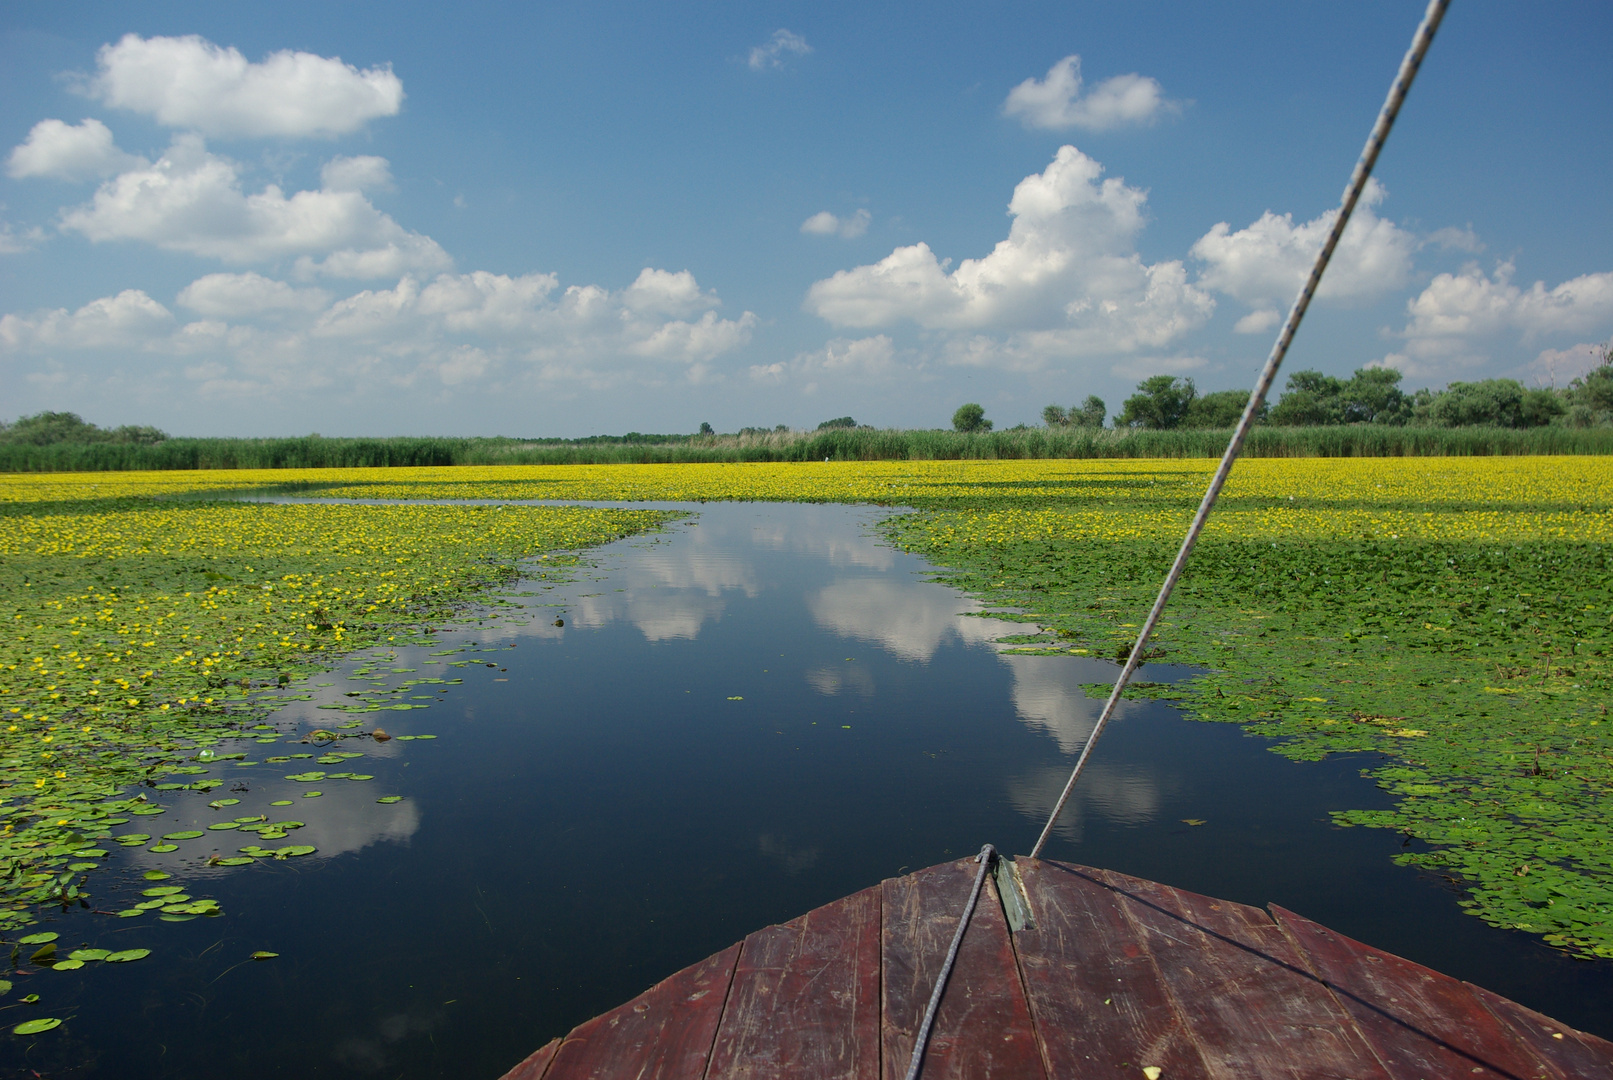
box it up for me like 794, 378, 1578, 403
70, 849, 108, 858
20, 995, 38, 1004
238, 846, 271, 857
28, 945, 55, 964
215, 857, 254, 866
0, 980, 9, 995
274, 845, 316, 859
377, 796, 403, 804
48, 959, 83, 971
250, 951, 278, 960
207, 822, 241, 831
348, 774, 374, 781
302, 791, 322, 798
207, 798, 241, 808
159, 914, 196, 923
68, 862, 101, 872
129, 806, 166, 816
18, 934, 57, 945
148, 844, 179, 853
12, 1018, 61, 1035
141, 886, 183, 897
103, 949, 150, 963
159, 829, 203, 840
69, 950, 109, 962
269, 800, 293, 807
142, 870, 171, 881
116, 909, 144, 918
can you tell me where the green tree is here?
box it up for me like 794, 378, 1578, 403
952, 403, 991, 433
1415, 379, 1553, 428
698, 421, 715, 435
1042, 404, 1069, 427
1072, 395, 1107, 428
1270, 367, 1411, 426
1117, 376, 1196, 429
0, 411, 168, 446
1563, 343, 1613, 426
816, 416, 857, 430
1183, 389, 1263, 428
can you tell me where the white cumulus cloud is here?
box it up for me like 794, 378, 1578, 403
1191, 179, 1417, 329
1003, 55, 1173, 132
319, 155, 394, 193
177, 272, 330, 318
82, 33, 404, 139
804, 146, 1213, 369
7, 118, 148, 181
748, 29, 811, 71
801, 209, 870, 239
58, 135, 449, 275
0, 289, 174, 351
1378, 261, 1613, 378
3, 266, 759, 396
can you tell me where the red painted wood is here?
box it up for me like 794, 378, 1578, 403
540, 942, 740, 1080
499, 1038, 559, 1080
704, 885, 881, 1080
1093, 867, 1393, 1079
1466, 981, 1613, 1079
1013, 859, 1213, 1079
1272, 903, 1579, 1080
880, 857, 1047, 1080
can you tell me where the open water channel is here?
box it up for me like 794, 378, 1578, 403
5, 501, 1611, 1077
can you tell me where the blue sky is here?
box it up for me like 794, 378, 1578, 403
2, 1, 1610, 437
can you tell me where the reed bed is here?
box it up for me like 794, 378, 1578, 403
2, 424, 1610, 472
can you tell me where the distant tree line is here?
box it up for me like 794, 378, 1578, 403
0, 411, 168, 446
1042, 344, 1613, 432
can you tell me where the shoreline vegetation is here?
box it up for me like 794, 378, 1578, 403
0, 487, 671, 936
3, 423, 1613, 472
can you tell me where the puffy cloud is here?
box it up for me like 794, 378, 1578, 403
1428, 225, 1484, 253
749, 335, 902, 387
0, 289, 173, 351
305, 267, 755, 381
1378, 262, 1613, 378
1191, 178, 1416, 328
1003, 55, 1173, 132
177, 272, 330, 318
4, 264, 757, 394
0, 221, 47, 255
805, 146, 1213, 368
801, 209, 870, 239
82, 33, 403, 138
748, 29, 811, 71
57, 135, 449, 274
319, 155, 394, 193
6, 118, 147, 181
1523, 343, 1608, 387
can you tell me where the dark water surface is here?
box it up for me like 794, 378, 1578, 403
7, 502, 1610, 1077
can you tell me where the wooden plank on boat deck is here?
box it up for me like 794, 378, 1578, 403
1465, 981, 1613, 1079
881, 857, 1047, 1080
1271, 903, 1576, 1080
1013, 859, 1213, 1079
1092, 867, 1392, 1079
705, 885, 881, 1080
540, 943, 740, 1080
500, 1038, 560, 1080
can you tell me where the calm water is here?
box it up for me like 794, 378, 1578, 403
7, 502, 1610, 1077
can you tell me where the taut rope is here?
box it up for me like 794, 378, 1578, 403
1029, 0, 1452, 859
